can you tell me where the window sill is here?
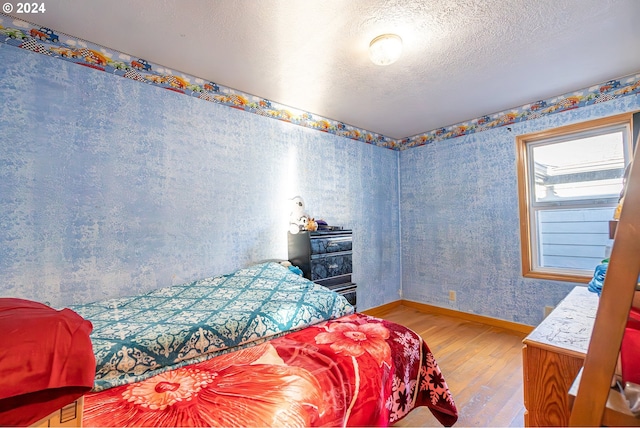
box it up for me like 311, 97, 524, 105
524, 271, 591, 284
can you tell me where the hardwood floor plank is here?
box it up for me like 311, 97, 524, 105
490, 382, 526, 427
474, 363, 526, 426
375, 305, 528, 427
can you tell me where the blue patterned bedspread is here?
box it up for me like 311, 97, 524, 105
70, 262, 354, 391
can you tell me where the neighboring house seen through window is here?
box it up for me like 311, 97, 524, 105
516, 113, 633, 283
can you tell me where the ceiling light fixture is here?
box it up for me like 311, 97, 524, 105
369, 34, 403, 66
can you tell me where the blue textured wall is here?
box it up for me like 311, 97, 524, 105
0, 43, 400, 309
3, 40, 638, 326
400, 95, 640, 326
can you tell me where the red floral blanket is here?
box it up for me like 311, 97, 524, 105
83, 313, 458, 426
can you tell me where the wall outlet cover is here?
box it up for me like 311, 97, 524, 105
544, 305, 555, 318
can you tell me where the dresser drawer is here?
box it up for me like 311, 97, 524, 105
333, 284, 357, 308
310, 236, 352, 254
311, 253, 352, 281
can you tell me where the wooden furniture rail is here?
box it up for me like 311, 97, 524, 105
568, 125, 640, 426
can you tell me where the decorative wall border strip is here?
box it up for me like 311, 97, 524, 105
1, 13, 639, 151
399, 72, 640, 150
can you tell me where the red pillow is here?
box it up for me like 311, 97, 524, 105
627, 307, 640, 331
0, 298, 95, 426
621, 307, 640, 386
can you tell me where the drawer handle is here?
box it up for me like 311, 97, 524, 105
328, 264, 338, 269
327, 242, 338, 247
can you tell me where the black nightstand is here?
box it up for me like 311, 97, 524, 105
288, 229, 357, 309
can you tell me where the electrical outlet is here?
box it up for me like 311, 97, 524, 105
449, 290, 456, 302
544, 305, 555, 318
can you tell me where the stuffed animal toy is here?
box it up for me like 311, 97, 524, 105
305, 218, 318, 232
288, 196, 309, 234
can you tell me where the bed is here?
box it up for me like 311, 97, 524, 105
67, 261, 458, 426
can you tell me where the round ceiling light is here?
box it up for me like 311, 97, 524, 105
369, 34, 403, 66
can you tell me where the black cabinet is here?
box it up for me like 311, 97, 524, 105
288, 230, 357, 309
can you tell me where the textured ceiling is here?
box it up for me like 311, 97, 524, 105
8, 0, 640, 139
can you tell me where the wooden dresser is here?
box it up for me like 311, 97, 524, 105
522, 286, 599, 427
30, 397, 84, 427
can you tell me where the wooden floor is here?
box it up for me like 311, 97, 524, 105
373, 304, 528, 427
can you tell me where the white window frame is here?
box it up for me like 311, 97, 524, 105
516, 113, 633, 283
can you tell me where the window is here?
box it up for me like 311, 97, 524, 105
517, 113, 633, 282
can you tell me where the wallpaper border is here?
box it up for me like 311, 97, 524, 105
1, 13, 639, 151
